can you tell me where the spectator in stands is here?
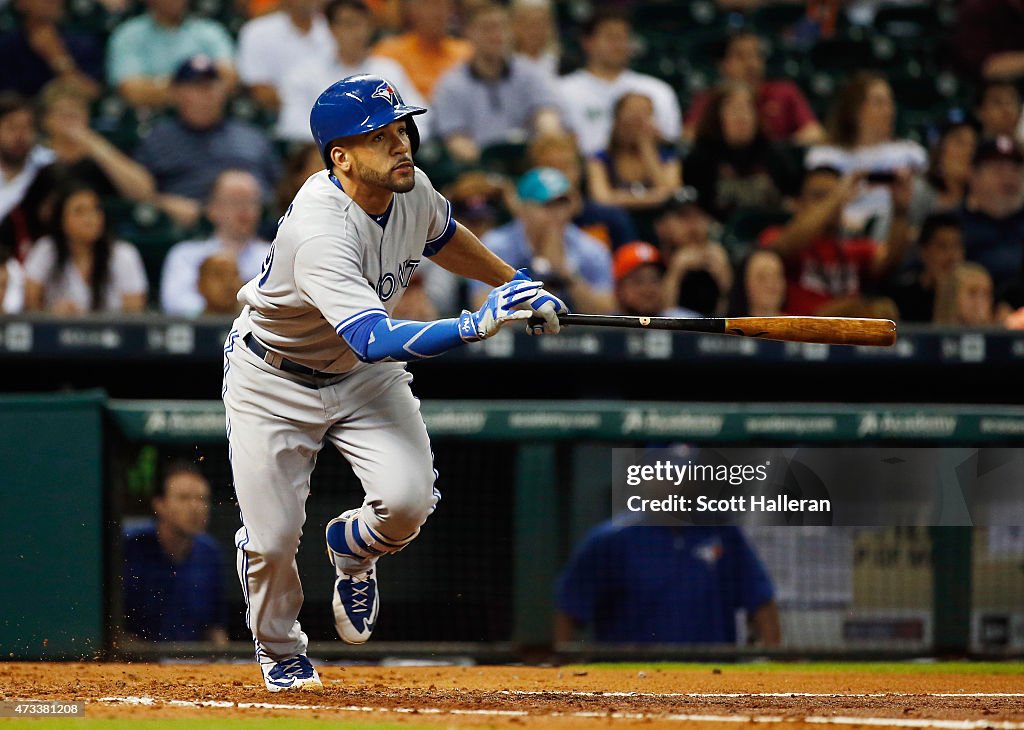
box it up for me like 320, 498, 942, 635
918, 110, 978, 217
275, 142, 322, 217
612, 240, 688, 317
805, 72, 927, 238
0, 250, 25, 313
728, 249, 787, 317
887, 213, 964, 323
0, 93, 55, 221
759, 166, 911, 317
122, 460, 228, 644
474, 167, 616, 313
653, 189, 732, 317
933, 262, 996, 327
23, 182, 148, 314
956, 135, 1024, 294
106, 0, 236, 108
558, 9, 681, 156
160, 169, 270, 316
511, 0, 559, 80
236, 0, 335, 112
196, 251, 242, 316
371, 0, 472, 100
433, 2, 562, 165
954, 0, 1024, 81
684, 30, 824, 146
587, 92, 682, 212
684, 82, 801, 223
0, 0, 103, 99
39, 80, 156, 204
0, 162, 61, 262
277, 0, 425, 143
135, 56, 280, 229
529, 132, 636, 250
555, 520, 780, 645
974, 80, 1023, 142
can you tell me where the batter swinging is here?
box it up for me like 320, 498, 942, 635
221, 75, 567, 692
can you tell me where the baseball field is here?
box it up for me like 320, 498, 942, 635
1, 661, 1022, 729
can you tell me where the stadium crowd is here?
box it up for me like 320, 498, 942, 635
2, 0, 1024, 328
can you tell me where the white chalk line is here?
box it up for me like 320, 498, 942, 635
93, 695, 1024, 729
500, 691, 1024, 699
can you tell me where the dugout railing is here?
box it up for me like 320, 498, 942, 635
5, 394, 1023, 662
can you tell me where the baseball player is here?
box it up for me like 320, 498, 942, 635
221, 74, 568, 692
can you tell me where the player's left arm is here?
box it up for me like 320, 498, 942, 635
429, 222, 569, 333
428, 221, 516, 286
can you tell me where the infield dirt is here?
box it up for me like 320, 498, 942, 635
1, 662, 1023, 728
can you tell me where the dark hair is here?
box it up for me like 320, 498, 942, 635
47, 182, 113, 312
974, 78, 1020, 109
324, 0, 370, 24
693, 81, 764, 148
155, 458, 207, 498
917, 212, 961, 248
0, 91, 32, 123
826, 71, 888, 148
713, 29, 760, 64
803, 165, 842, 183
581, 7, 630, 38
608, 91, 657, 154
727, 248, 786, 317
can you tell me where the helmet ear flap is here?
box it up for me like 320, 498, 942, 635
405, 115, 420, 155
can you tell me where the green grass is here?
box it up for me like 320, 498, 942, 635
570, 661, 1024, 675
0, 721, 442, 729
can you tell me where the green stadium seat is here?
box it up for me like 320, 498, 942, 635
872, 4, 943, 39
91, 95, 144, 153
809, 33, 879, 73
112, 202, 194, 297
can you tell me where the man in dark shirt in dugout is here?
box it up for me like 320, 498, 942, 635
122, 460, 228, 644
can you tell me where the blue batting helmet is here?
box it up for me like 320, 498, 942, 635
310, 74, 427, 165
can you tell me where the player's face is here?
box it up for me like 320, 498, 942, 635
347, 120, 416, 193
155, 474, 211, 537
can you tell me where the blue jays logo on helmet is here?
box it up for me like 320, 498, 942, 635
371, 81, 399, 106
310, 74, 427, 164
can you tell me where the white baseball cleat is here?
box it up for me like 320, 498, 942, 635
260, 654, 322, 692
331, 566, 379, 644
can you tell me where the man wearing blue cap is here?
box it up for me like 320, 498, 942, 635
222, 74, 568, 691
134, 55, 279, 228
472, 167, 616, 313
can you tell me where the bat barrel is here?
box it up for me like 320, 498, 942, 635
722, 317, 897, 346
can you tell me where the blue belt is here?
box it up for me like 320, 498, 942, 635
243, 332, 341, 379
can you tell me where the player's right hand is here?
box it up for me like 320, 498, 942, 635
458, 278, 543, 341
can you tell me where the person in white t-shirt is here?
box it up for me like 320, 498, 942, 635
558, 9, 682, 156
23, 183, 148, 314
0, 255, 25, 313
805, 72, 927, 239
237, 0, 336, 111
276, 0, 428, 142
160, 169, 271, 316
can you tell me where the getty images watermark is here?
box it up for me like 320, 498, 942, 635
611, 447, 1024, 526
625, 459, 831, 515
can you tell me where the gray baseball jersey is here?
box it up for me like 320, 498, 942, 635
238, 167, 454, 373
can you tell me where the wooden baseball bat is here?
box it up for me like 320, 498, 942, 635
528, 314, 897, 347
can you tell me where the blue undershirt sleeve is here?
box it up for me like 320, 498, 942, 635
338, 311, 478, 363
